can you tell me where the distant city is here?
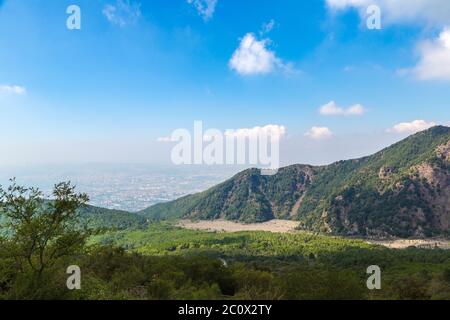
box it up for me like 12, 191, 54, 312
0, 164, 242, 212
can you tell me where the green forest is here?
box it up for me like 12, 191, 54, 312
1, 180, 449, 300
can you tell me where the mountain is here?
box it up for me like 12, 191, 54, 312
141, 126, 450, 238
78, 205, 147, 230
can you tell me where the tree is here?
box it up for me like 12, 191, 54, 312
0, 179, 89, 296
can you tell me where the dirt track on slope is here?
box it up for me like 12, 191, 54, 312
177, 219, 299, 233
366, 239, 450, 249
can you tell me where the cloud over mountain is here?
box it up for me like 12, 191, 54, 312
388, 120, 436, 134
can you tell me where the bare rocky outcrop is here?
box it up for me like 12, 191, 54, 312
436, 140, 450, 162
410, 142, 450, 232
379, 166, 395, 180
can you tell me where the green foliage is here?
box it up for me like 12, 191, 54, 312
0, 180, 90, 299
91, 222, 375, 258
77, 205, 147, 231
1, 190, 450, 300
89, 222, 450, 300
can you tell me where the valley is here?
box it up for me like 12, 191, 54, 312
1, 127, 449, 300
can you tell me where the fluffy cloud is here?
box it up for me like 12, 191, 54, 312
326, 0, 450, 26
229, 33, 291, 76
387, 120, 436, 134
319, 101, 365, 116
407, 28, 450, 81
225, 124, 286, 140
305, 127, 334, 140
103, 0, 141, 27
187, 0, 217, 21
0, 85, 26, 95
158, 124, 286, 143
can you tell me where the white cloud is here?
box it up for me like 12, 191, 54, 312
326, 0, 450, 26
319, 101, 365, 116
225, 124, 286, 140
327, 1, 450, 81
158, 124, 286, 143
305, 127, 334, 140
346, 104, 365, 115
407, 28, 450, 81
229, 33, 291, 76
0, 85, 26, 95
187, 0, 217, 21
387, 120, 436, 134
103, 0, 141, 27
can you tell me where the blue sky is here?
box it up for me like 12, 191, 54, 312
0, 0, 449, 167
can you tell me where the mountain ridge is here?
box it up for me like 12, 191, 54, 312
140, 126, 450, 238
78, 204, 147, 230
